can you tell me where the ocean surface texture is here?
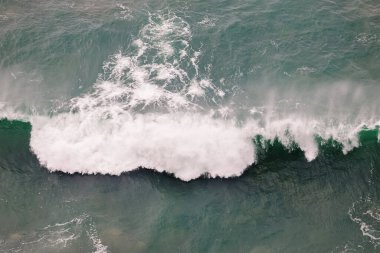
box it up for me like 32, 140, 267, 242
1, 0, 380, 252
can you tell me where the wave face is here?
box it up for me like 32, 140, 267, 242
0, 9, 379, 180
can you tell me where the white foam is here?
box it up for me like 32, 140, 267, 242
198, 16, 217, 28
30, 112, 255, 181
0, 214, 110, 253
88, 224, 108, 253
85, 13, 222, 113
116, 3, 132, 20
3, 12, 379, 181
29, 103, 374, 180
349, 200, 380, 244
0, 215, 86, 252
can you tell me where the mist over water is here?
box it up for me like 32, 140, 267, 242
1, 0, 380, 252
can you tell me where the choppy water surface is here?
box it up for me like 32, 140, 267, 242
1, 0, 380, 252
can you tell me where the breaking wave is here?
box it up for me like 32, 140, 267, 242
1, 12, 380, 181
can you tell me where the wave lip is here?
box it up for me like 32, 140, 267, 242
29, 110, 380, 181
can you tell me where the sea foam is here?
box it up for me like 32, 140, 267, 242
31, 113, 255, 181
2, 12, 380, 181
29, 12, 254, 181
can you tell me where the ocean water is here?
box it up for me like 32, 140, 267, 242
0, 0, 380, 252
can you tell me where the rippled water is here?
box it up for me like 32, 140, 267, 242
1, 0, 380, 252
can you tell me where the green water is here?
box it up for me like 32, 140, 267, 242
1, 0, 380, 252
1, 120, 380, 252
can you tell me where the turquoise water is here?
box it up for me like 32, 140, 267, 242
1, 0, 380, 252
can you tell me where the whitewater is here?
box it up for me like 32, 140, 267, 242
2, 1, 380, 252
2, 12, 380, 181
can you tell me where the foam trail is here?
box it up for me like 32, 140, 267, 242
0, 214, 109, 253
